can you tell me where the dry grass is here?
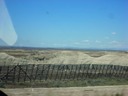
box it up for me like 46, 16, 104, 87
0, 49, 128, 96
0, 85, 128, 96
0, 49, 128, 66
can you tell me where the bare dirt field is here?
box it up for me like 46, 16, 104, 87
0, 49, 128, 66
0, 48, 128, 96
1, 85, 128, 96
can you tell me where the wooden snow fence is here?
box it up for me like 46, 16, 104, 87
0, 64, 128, 83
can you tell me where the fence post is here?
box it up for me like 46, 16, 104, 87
118, 66, 123, 78
102, 65, 105, 77
95, 64, 98, 78
0, 66, 2, 74
126, 66, 128, 78
24, 65, 28, 82
5, 66, 9, 83
77, 64, 81, 80
81, 64, 85, 79
34, 65, 39, 81
50, 64, 55, 80
30, 64, 35, 82
63, 65, 67, 80
80, 64, 84, 79
17, 65, 21, 82
97, 65, 101, 77
40, 64, 45, 81
45, 64, 51, 80
88, 64, 92, 78
12, 65, 16, 83
68, 64, 73, 80
121, 66, 126, 78
116, 65, 120, 77
55, 65, 60, 80
85, 64, 89, 78
73, 65, 77, 80
59, 65, 65, 80
92, 64, 98, 78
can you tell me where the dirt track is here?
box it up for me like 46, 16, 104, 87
1, 85, 128, 96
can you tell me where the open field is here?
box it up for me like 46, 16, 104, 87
0, 48, 128, 66
0, 85, 128, 96
0, 48, 127, 87
0, 48, 128, 95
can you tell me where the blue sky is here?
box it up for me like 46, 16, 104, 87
1, 0, 128, 49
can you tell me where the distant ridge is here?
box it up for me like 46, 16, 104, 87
0, 46, 127, 51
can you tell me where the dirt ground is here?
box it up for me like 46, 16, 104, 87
0, 85, 128, 96
0, 49, 128, 66
0, 49, 128, 96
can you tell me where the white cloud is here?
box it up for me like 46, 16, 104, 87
40, 42, 45, 45
105, 37, 110, 39
109, 40, 119, 44
82, 40, 90, 43
53, 43, 61, 46
52, 43, 67, 47
112, 32, 117, 35
74, 42, 80, 45
95, 40, 101, 43
109, 40, 123, 47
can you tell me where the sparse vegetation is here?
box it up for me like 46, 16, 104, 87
103, 93, 124, 96
115, 93, 123, 96
0, 82, 5, 88
0, 49, 128, 96
0, 49, 128, 65
2, 78, 128, 88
